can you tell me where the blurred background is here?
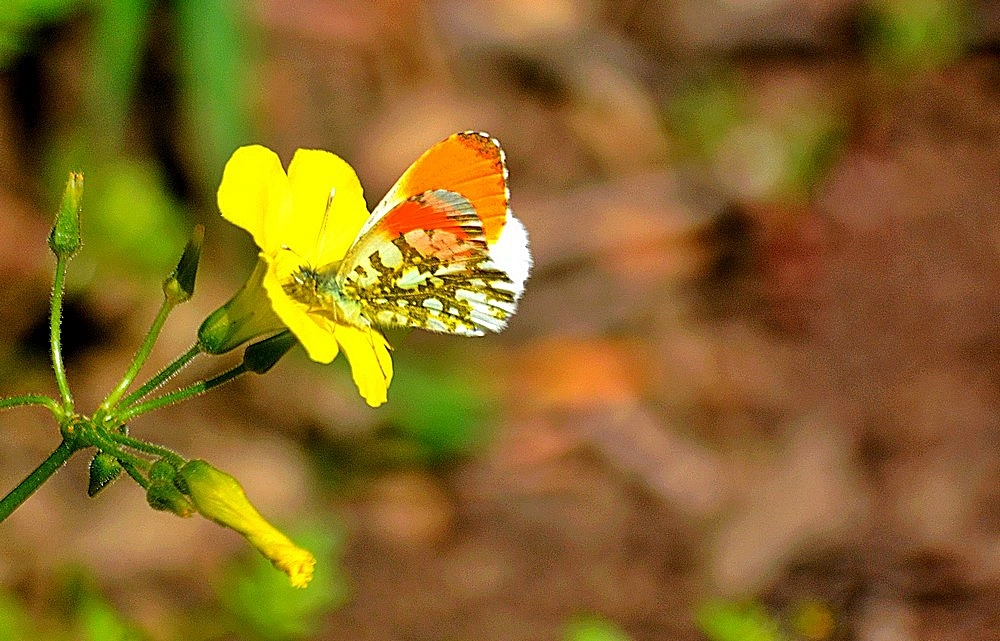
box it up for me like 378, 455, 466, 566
0, 1, 998, 639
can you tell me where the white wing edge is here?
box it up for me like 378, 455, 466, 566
488, 213, 531, 300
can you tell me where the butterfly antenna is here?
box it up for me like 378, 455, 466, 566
367, 324, 390, 386
314, 187, 337, 260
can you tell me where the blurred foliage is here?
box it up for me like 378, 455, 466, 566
696, 600, 785, 641
61, 570, 152, 641
4, 0, 251, 280
0, 593, 32, 641
665, 70, 747, 163
46, 148, 189, 275
0, 569, 151, 641
308, 351, 495, 487
74, 592, 149, 641
217, 522, 351, 641
385, 350, 494, 464
0, 523, 349, 641
0, 0, 77, 68
174, 0, 250, 183
790, 601, 836, 640
665, 70, 845, 203
859, 0, 971, 78
564, 614, 633, 641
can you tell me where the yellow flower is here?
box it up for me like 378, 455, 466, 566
179, 460, 316, 588
214, 145, 393, 407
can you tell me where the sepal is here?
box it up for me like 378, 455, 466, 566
87, 451, 122, 497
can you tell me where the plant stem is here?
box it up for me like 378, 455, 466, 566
118, 363, 249, 422
119, 343, 202, 409
49, 256, 73, 411
118, 457, 150, 489
0, 395, 61, 415
100, 298, 177, 411
106, 432, 185, 467
0, 439, 78, 522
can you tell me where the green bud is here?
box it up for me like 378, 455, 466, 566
146, 478, 194, 517
243, 331, 297, 374
48, 172, 84, 258
163, 225, 204, 305
87, 451, 122, 497
148, 458, 179, 481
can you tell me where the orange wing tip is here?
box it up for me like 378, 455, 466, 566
488, 213, 531, 300
455, 131, 511, 245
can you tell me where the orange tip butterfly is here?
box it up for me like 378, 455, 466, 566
283, 131, 531, 336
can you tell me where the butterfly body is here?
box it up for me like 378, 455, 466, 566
282, 133, 530, 337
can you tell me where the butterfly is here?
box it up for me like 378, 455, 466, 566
280, 131, 531, 337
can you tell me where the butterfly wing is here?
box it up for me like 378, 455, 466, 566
359, 131, 511, 245
336, 189, 523, 335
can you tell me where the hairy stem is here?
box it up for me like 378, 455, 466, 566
49, 257, 73, 411
118, 363, 249, 422
0, 439, 79, 522
101, 299, 178, 411
0, 395, 61, 415
119, 343, 202, 409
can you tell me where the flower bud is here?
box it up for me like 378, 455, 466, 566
147, 478, 195, 517
49, 172, 83, 258
163, 225, 204, 305
178, 459, 315, 588
243, 331, 297, 374
145, 458, 194, 517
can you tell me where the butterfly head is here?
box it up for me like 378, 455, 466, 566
280, 259, 368, 329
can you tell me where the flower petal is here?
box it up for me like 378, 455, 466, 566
261, 259, 340, 363
218, 146, 290, 253
334, 325, 393, 407
286, 149, 370, 264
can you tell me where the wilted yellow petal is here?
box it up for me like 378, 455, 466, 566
180, 460, 316, 588
245, 528, 316, 589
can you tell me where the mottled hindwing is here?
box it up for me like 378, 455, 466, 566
335, 189, 521, 335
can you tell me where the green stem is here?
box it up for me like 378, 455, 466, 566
50, 256, 73, 411
0, 439, 78, 522
106, 432, 185, 467
101, 298, 177, 411
0, 395, 61, 415
118, 457, 150, 489
118, 363, 249, 422
119, 343, 202, 409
